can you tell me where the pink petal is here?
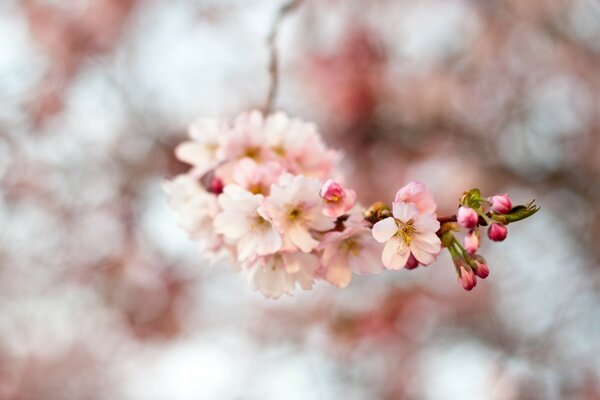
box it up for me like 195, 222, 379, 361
324, 255, 352, 288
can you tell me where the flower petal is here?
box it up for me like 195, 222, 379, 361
392, 202, 418, 222
372, 217, 397, 243
413, 213, 440, 233
382, 238, 410, 270
288, 224, 319, 252
324, 255, 352, 288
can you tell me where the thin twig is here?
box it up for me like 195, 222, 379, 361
263, 0, 306, 114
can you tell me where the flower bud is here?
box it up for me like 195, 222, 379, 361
458, 265, 477, 291
464, 230, 479, 254
404, 253, 419, 270
489, 194, 512, 214
320, 179, 356, 218
488, 223, 507, 242
209, 177, 224, 195
457, 206, 478, 229
473, 255, 489, 279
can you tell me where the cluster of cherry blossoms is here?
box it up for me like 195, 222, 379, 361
165, 111, 539, 298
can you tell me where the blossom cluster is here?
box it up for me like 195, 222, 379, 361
165, 111, 538, 297
165, 111, 384, 298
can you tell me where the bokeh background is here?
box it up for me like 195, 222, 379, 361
1, 0, 600, 399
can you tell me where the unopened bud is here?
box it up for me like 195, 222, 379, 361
464, 230, 479, 254
488, 222, 507, 242
473, 255, 489, 279
458, 265, 477, 291
209, 177, 224, 195
489, 194, 512, 214
404, 253, 419, 270
457, 206, 478, 229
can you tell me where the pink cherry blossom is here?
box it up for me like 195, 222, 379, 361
457, 206, 478, 229
320, 178, 357, 218
213, 185, 282, 261
245, 252, 320, 298
371, 202, 441, 269
394, 180, 437, 214
221, 111, 268, 162
231, 158, 284, 196
263, 174, 336, 253
163, 175, 220, 243
318, 213, 383, 288
175, 118, 227, 174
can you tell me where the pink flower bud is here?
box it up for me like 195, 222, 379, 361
463, 230, 479, 254
473, 255, 489, 279
458, 265, 477, 291
209, 177, 224, 195
457, 206, 478, 229
488, 223, 507, 242
489, 194, 512, 214
404, 253, 419, 270
320, 179, 356, 218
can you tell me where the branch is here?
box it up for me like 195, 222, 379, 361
263, 0, 306, 114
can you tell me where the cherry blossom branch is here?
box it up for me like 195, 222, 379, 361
263, 0, 306, 114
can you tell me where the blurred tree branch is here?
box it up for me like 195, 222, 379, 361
263, 0, 306, 114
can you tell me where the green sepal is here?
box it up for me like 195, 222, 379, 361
460, 188, 483, 209
491, 199, 540, 224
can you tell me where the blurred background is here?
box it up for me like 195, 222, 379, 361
1, 0, 600, 399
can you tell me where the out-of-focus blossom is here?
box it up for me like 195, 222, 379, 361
318, 214, 383, 287
163, 175, 220, 244
213, 185, 281, 261
231, 158, 284, 195
245, 251, 320, 298
320, 178, 357, 218
457, 206, 479, 229
489, 194, 512, 214
176, 118, 228, 174
488, 222, 508, 242
372, 202, 441, 269
263, 174, 336, 253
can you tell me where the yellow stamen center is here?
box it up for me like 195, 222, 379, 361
395, 219, 415, 245
341, 237, 362, 256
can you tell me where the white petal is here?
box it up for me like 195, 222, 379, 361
412, 233, 442, 253
372, 217, 397, 243
213, 212, 248, 238
413, 213, 440, 233
410, 243, 437, 265
175, 142, 206, 166
382, 238, 410, 270
237, 234, 259, 261
392, 202, 418, 222
255, 228, 282, 256
288, 224, 319, 252
310, 212, 336, 231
